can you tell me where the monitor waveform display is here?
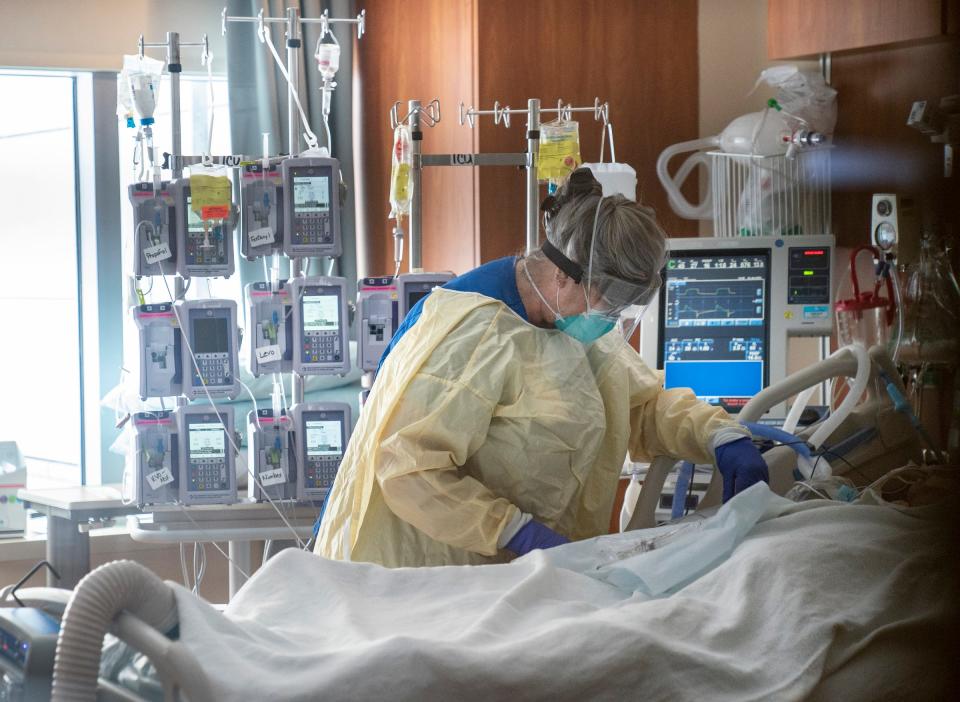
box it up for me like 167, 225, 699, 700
665, 278, 764, 327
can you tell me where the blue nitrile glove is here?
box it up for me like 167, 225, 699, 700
715, 437, 769, 503
505, 520, 569, 556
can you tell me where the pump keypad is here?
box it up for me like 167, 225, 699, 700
305, 456, 341, 489
194, 352, 232, 386
303, 332, 342, 364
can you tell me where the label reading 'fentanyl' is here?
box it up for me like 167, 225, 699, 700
249, 227, 276, 248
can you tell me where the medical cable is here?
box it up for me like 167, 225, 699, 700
174, 504, 252, 582
259, 21, 319, 151
193, 542, 206, 594
160, 275, 307, 550
179, 543, 190, 589
878, 370, 946, 463
861, 464, 954, 497
888, 256, 905, 363
201, 49, 215, 160
770, 439, 857, 474
322, 119, 333, 156
740, 422, 812, 458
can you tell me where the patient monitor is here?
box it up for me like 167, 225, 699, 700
291, 402, 352, 503
176, 404, 237, 506
640, 235, 835, 417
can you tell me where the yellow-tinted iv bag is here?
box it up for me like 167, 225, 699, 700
538, 119, 582, 182
389, 125, 413, 219
190, 169, 232, 221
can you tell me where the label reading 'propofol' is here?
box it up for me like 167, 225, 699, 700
144, 243, 173, 265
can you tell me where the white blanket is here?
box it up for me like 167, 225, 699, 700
170, 485, 956, 701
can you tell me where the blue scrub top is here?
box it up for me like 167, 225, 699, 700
378, 256, 528, 371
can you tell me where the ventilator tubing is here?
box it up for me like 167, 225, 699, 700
655, 137, 718, 220
739, 343, 872, 451
52, 560, 178, 701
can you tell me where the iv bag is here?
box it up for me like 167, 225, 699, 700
389, 125, 413, 219
538, 120, 582, 182
315, 41, 341, 82
120, 54, 163, 125
190, 165, 233, 221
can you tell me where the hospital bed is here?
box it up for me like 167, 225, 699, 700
0, 344, 955, 701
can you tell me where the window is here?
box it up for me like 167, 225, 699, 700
0, 71, 83, 486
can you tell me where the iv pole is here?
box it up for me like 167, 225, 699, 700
392, 97, 609, 263
138, 30, 209, 413
222, 6, 366, 407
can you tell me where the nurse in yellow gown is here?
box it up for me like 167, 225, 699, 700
315, 169, 768, 567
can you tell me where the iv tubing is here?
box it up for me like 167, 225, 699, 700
740, 422, 812, 458
890, 260, 905, 362
259, 21, 318, 151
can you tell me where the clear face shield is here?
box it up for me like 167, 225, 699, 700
582, 197, 661, 343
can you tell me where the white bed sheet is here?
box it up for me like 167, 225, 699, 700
169, 484, 956, 701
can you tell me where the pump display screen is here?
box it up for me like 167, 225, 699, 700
189, 422, 226, 459
303, 294, 339, 332
659, 250, 770, 411
306, 419, 343, 456
186, 196, 204, 233
293, 176, 330, 213
192, 317, 228, 354
404, 282, 444, 315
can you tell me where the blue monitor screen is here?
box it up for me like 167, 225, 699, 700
658, 250, 770, 412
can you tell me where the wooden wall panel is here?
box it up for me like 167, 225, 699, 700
768, 0, 953, 59
829, 39, 960, 256
474, 0, 701, 262
356, 0, 476, 277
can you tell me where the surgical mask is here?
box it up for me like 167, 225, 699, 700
554, 313, 616, 344
521, 260, 615, 344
